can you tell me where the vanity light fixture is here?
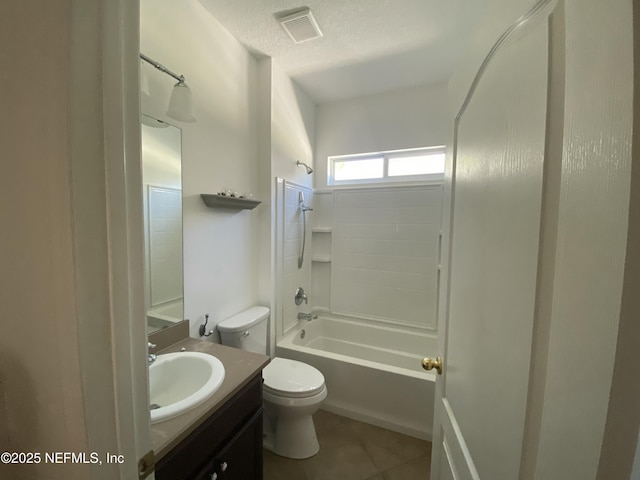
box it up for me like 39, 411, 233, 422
140, 53, 196, 123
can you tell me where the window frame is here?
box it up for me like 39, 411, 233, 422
328, 146, 446, 186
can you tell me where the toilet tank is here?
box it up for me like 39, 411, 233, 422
217, 306, 269, 355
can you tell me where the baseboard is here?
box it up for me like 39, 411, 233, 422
320, 402, 432, 442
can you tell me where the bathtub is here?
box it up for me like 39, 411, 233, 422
147, 299, 184, 328
276, 315, 436, 440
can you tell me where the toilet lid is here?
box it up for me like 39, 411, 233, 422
263, 358, 325, 398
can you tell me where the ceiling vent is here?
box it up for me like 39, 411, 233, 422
277, 8, 323, 44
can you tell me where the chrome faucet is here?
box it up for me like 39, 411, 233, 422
294, 287, 308, 305
297, 312, 318, 321
148, 342, 157, 365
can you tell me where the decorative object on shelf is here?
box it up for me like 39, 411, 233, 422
216, 189, 250, 198
200, 194, 261, 210
140, 52, 196, 123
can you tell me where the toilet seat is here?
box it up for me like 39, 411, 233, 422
263, 357, 325, 398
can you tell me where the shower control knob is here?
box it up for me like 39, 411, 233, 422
210, 473, 217, 480
220, 462, 228, 472
422, 356, 443, 375
295, 287, 308, 305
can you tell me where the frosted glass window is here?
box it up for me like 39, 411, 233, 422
388, 153, 445, 177
334, 157, 384, 181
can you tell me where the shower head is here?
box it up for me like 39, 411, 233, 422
296, 160, 314, 174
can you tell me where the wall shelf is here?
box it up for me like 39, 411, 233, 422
312, 227, 332, 233
200, 194, 261, 210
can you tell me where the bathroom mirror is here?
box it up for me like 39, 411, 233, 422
141, 114, 184, 333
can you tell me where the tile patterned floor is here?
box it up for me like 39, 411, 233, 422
264, 410, 431, 480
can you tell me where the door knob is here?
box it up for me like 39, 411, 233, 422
422, 356, 443, 375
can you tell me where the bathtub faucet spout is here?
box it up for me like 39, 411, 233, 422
297, 312, 318, 321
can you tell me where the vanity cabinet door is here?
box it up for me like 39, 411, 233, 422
156, 374, 263, 480
196, 408, 263, 480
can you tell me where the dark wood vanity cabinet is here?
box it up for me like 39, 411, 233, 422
193, 408, 262, 480
156, 374, 263, 480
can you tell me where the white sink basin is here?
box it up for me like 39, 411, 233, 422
149, 351, 225, 424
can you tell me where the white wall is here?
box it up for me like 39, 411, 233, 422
256, 58, 274, 313
309, 82, 449, 336
141, 1, 316, 342
271, 63, 316, 341
447, 0, 542, 115
314, 83, 451, 189
141, 0, 260, 338
255, 59, 316, 350
271, 62, 316, 189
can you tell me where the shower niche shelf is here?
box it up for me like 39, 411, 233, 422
311, 229, 332, 262
311, 256, 331, 263
200, 194, 261, 210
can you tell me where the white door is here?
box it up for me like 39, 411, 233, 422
430, 5, 550, 479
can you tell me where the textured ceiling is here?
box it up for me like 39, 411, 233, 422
199, 0, 484, 103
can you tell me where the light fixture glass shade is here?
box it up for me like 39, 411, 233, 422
167, 82, 196, 123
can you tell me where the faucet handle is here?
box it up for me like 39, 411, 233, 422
295, 287, 309, 305
148, 342, 157, 349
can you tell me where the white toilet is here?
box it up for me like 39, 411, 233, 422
217, 306, 327, 459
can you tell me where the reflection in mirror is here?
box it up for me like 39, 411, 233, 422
141, 114, 184, 333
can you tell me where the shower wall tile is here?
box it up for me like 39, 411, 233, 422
147, 186, 183, 306
311, 191, 334, 228
332, 185, 442, 330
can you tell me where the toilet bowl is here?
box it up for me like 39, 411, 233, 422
262, 357, 326, 458
217, 306, 327, 459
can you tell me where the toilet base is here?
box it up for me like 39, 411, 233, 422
263, 413, 320, 459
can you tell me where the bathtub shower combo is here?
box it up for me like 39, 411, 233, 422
276, 181, 442, 440
278, 315, 436, 439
